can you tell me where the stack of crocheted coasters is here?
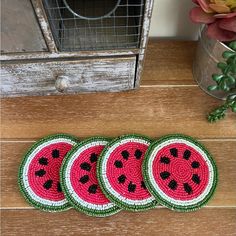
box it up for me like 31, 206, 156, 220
18, 133, 218, 217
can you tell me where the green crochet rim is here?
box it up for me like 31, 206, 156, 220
143, 134, 218, 212
97, 134, 158, 212
18, 133, 78, 212
60, 136, 121, 217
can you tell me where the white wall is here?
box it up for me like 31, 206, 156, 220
149, 0, 200, 40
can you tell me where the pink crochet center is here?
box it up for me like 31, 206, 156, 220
152, 143, 209, 200
70, 145, 110, 205
28, 142, 73, 201
106, 141, 151, 200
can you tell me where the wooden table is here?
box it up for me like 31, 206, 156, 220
1, 40, 236, 235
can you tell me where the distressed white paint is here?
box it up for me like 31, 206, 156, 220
31, 0, 57, 52
0, 49, 139, 61
1, 57, 136, 97
135, 0, 154, 87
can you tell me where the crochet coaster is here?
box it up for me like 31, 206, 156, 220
143, 134, 218, 212
97, 134, 157, 211
60, 137, 121, 217
18, 134, 78, 212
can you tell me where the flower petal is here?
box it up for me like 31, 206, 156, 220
190, 7, 215, 23
192, 0, 199, 4
209, 4, 231, 13
194, 0, 214, 13
215, 12, 236, 18
207, 21, 236, 41
219, 17, 236, 32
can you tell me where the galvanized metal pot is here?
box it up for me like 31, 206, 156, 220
193, 27, 233, 100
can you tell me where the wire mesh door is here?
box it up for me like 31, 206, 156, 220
43, 0, 145, 51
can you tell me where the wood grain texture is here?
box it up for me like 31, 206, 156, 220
1, 57, 136, 97
142, 40, 197, 85
1, 40, 236, 235
1, 0, 47, 53
1, 141, 235, 208
1, 209, 236, 236
1, 87, 236, 139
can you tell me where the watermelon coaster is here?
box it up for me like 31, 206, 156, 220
18, 134, 78, 212
143, 134, 218, 212
97, 134, 157, 211
60, 137, 121, 217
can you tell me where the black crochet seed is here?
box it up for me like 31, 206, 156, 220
39, 157, 48, 165
90, 153, 98, 163
57, 182, 62, 192
184, 183, 193, 194
121, 150, 129, 160
160, 156, 170, 164
192, 174, 201, 184
114, 160, 123, 168
160, 171, 170, 180
191, 161, 200, 168
35, 169, 46, 177
168, 179, 178, 190
128, 182, 136, 193
52, 149, 60, 158
118, 174, 126, 184
141, 181, 147, 189
134, 149, 142, 160
80, 162, 91, 171
170, 148, 178, 157
88, 184, 97, 194
183, 150, 191, 160
79, 175, 89, 184
43, 179, 53, 190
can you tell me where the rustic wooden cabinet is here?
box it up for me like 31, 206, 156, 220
1, 0, 153, 97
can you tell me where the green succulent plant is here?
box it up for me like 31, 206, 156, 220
207, 41, 236, 122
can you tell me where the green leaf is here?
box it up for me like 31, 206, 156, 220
207, 110, 226, 122
220, 80, 230, 91
212, 74, 223, 82
227, 101, 235, 107
229, 64, 236, 74
232, 104, 236, 113
227, 57, 235, 66
229, 41, 236, 51
208, 85, 218, 91
223, 51, 236, 59
217, 62, 227, 71
227, 75, 236, 85
227, 94, 236, 101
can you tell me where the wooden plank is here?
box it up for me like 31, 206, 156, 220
1, 87, 236, 139
1, 140, 235, 208
1, 57, 136, 97
141, 80, 196, 86
142, 40, 197, 85
1, 0, 47, 53
1, 209, 236, 235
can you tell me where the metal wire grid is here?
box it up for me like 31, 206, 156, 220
43, 0, 144, 51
